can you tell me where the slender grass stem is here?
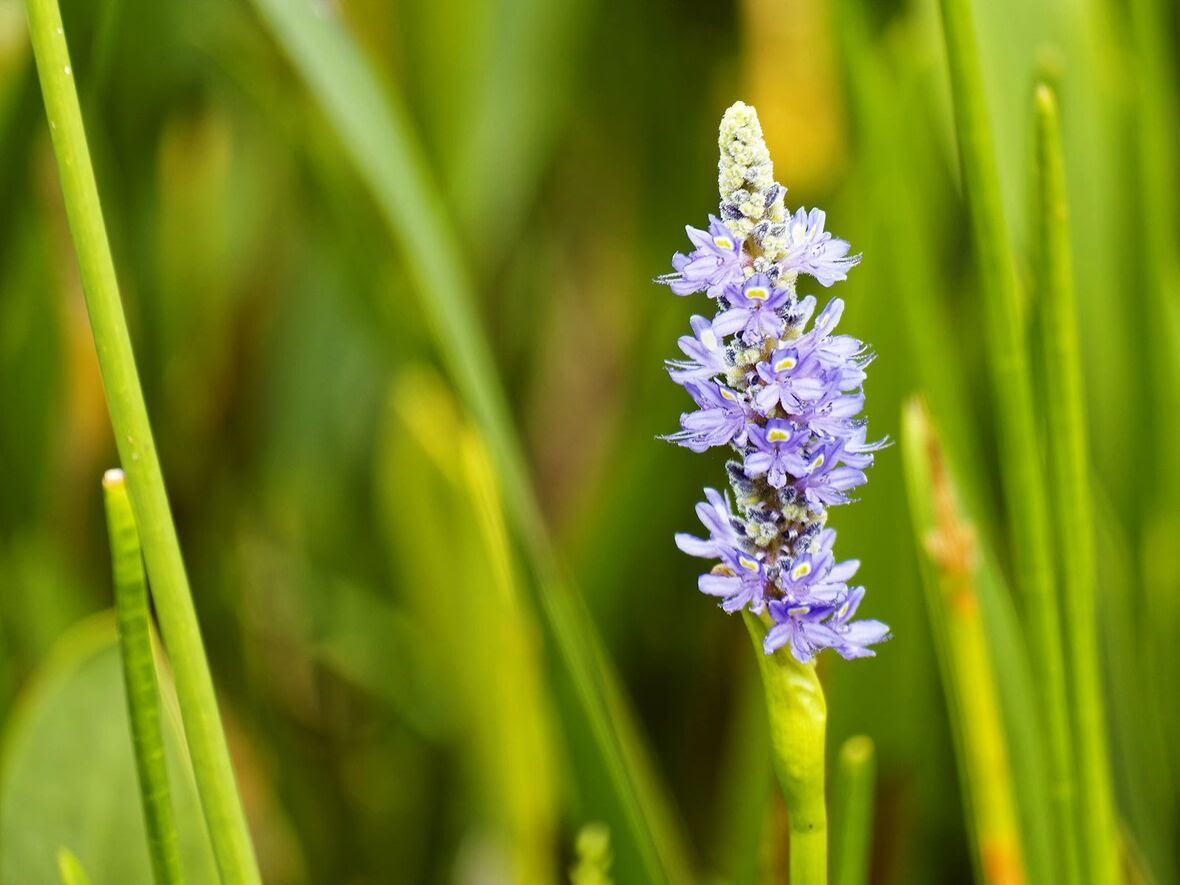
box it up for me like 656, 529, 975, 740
102, 469, 185, 885
935, 0, 1080, 879
23, 3, 259, 882
832, 736, 875, 885
742, 613, 826, 885
250, 1, 692, 880
1033, 83, 1121, 885
902, 399, 1026, 884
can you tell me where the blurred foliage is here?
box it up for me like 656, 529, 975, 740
0, 0, 1178, 881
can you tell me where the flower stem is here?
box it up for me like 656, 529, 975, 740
743, 612, 827, 885
1033, 84, 1120, 885
23, 3, 259, 882
935, 0, 1081, 879
103, 469, 185, 885
832, 736, 875, 885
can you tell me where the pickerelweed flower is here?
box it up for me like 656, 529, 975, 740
662, 101, 890, 662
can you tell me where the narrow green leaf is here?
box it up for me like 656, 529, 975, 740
22, 2, 259, 881
249, 1, 693, 879
1032, 83, 1120, 885
833, 736, 875, 885
742, 612, 827, 885
936, 0, 1080, 878
102, 470, 185, 885
0, 614, 218, 885
901, 398, 1027, 884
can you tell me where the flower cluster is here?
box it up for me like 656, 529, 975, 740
661, 102, 890, 662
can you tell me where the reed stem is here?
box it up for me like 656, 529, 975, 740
103, 469, 186, 885
833, 736, 875, 885
24, 2, 259, 881
935, 0, 1081, 878
1033, 84, 1120, 885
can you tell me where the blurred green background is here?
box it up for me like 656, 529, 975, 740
1, 0, 1177, 881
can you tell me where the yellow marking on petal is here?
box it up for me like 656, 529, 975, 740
767, 427, 791, 443
792, 561, 812, 581
739, 555, 759, 571
809, 453, 825, 472
746, 286, 770, 301
838, 603, 850, 619
788, 606, 809, 617
713, 236, 734, 250
720, 387, 737, 401
774, 356, 798, 372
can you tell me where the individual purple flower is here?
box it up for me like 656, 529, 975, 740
744, 419, 804, 488
714, 274, 792, 344
663, 381, 750, 452
775, 528, 857, 604
826, 586, 892, 659
659, 216, 745, 297
700, 548, 770, 613
778, 208, 862, 287
667, 315, 729, 384
675, 488, 745, 559
763, 585, 888, 661
791, 435, 871, 509
753, 344, 828, 413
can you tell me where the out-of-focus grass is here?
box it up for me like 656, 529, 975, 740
2, 0, 1179, 881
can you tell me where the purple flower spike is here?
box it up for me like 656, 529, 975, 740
661, 101, 888, 660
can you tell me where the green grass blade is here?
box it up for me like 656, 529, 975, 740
249, 1, 693, 880
22, 3, 259, 882
833, 736, 875, 885
901, 398, 1027, 884
1032, 83, 1120, 885
102, 469, 185, 885
936, 0, 1080, 878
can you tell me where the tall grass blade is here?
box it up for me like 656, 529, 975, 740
380, 369, 558, 883
901, 398, 1026, 884
1032, 83, 1120, 885
935, 0, 1080, 877
250, 1, 693, 879
833, 736, 875, 885
22, 2, 259, 881
102, 469, 185, 885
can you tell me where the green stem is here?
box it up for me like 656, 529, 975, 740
1033, 84, 1120, 885
23, 3, 259, 883
935, 0, 1080, 880
103, 469, 185, 885
833, 736, 875, 885
743, 613, 827, 885
902, 399, 1027, 884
